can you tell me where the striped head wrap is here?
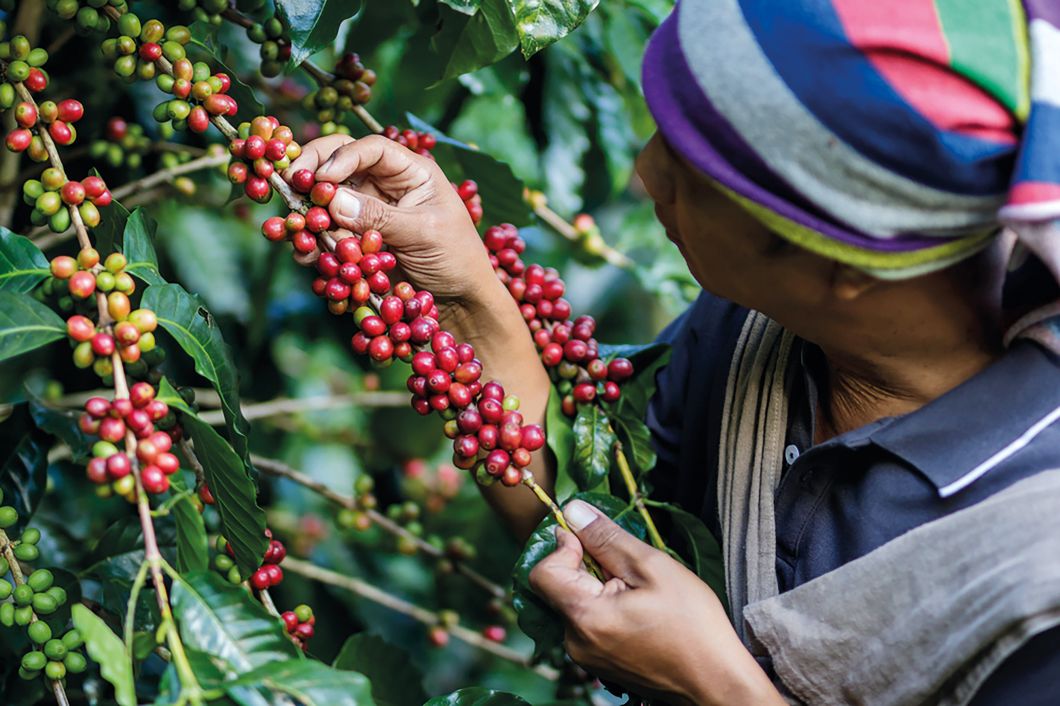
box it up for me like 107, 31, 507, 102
643, 0, 1060, 348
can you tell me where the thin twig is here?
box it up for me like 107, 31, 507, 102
251, 454, 507, 599
613, 440, 666, 551
532, 200, 633, 269
280, 556, 557, 679
197, 392, 408, 425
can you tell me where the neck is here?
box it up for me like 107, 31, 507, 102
812, 254, 1007, 443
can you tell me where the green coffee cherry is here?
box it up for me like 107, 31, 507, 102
20, 527, 40, 545
0, 555, 9, 574
63, 652, 86, 674
14, 543, 39, 562
226, 566, 242, 584
0, 579, 11, 600
28, 620, 52, 644
43, 638, 66, 660
46, 586, 67, 606
0, 602, 14, 627
44, 660, 65, 680
32, 593, 57, 615
13, 583, 33, 606
21, 650, 46, 672
117, 12, 141, 38
0, 505, 18, 528
27, 569, 53, 592
61, 629, 83, 650
14, 605, 34, 626
213, 554, 233, 572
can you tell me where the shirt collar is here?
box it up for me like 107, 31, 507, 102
798, 340, 1060, 497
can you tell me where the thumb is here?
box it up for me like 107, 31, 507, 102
329, 187, 411, 240
563, 500, 653, 585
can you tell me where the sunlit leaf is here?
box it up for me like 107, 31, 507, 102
510, 0, 600, 58
167, 470, 209, 573
122, 208, 165, 286
170, 572, 299, 672
430, 0, 519, 81
72, 604, 136, 706
571, 404, 615, 491
275, 0, 363, 66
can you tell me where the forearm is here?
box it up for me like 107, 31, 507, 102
438, 275, 555, 540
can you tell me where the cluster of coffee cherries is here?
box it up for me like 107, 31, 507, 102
483, 223, 634, 416
5, 94, 83, 154
89, 116, 152, 169
455, 179, 483, 226
22, 170, 110, 233
228, 116, 303, 203
0, 494, 90, 683
176, 0, 229, 26
79, 385, 179, 498
304, 52, 377, 131
0, 35, 49, 109
51, 250, 151, 370
102, 15, 190, 82
280, 604, 316, 651
401, 458, 463, 514
46, 0, 126, 32
243, 14, 290, 78
213, 532, 286, 591
152, 59, 236, 134
381, 125, 437, 158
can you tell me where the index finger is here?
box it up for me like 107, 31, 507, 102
312, 134, 436, 190
284, 134, 356, 179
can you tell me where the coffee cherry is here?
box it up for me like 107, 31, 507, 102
250, 567, 271, 590
607, 357, 634, 382
68, 271, 96, 299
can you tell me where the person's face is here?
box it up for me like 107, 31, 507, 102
635, 132, 839, 326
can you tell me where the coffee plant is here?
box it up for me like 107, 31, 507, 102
0, 1, 719, 704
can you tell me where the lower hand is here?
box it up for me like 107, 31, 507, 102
529, 500, 786, 706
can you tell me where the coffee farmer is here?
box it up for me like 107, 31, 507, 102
289, 1, 1060, 702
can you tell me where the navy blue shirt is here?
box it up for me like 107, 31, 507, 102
647, 292, 1060, 704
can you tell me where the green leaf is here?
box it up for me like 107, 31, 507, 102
0, 228, 49, 293
168, 471, 209, 573
406, 114, 533, 226
540, 48, 591, 214
511, 0, 600, 58
170, 572, 300, 673
94, 194, 130, 255
71, 604, 136, 706
571, 404, 615, 491
334, 633, 426, 706
227, 660, 375, 706
275, 0, 363, 66
122, 208, 165, 286
27, 389, 92, 462
0, 405, 48, 533
159, 379, 267, 577
0, 292, 66, 363
430, 0, 519, 81
140, 283, 252, 464
654, 504, 728, 612
545, 384, 577, 502
424, 688, 530, 706
512, 493, 644, 659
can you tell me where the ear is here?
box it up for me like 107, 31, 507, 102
830, 263, 882, 301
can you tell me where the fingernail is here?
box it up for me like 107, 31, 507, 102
331, 189, 360, 220
563, 500, 598, 531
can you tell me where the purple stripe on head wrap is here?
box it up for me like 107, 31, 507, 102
1024, 0, 1060, 25
641, 10, 949, 253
